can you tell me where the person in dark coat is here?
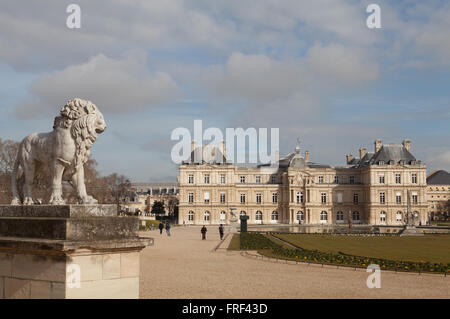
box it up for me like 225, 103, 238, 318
165, 223, 171, 236
201, 225, 207, 240
158, 222, 164, 235
219, 224, 224, 240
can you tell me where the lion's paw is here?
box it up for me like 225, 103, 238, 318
11, 197, 21, 205
23, 197, 36, 205
78, 195, 98, 205
49, 194, 66, 205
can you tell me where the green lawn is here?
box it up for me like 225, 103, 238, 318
228, 234, 241, 250
431, 221, 450, 227
274, 234, 450, 264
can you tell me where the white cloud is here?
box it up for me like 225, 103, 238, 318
16, 51, 181, 117
204, 52, 305, 101
305, 44, 379, 86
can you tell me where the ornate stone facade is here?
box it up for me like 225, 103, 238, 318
426, 170, 450, 220
178, 139, 429, 226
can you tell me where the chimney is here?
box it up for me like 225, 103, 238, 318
219, 140, 226, 157
305, 151, 310, 162
402, 139, 411, 152
346, 154, 353, 164
359, 147, 367, 159
190, 140, 197, 153
374, 139, 382, 153
275, 151, 279, 162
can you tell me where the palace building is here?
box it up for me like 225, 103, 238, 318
178, 139, 431, 226
426, 170, 450, 220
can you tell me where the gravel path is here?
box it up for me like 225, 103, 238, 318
139, 226, 449, 299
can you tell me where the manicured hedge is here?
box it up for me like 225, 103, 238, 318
241, 232, 449, 274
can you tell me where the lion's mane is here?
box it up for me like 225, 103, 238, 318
54, 98, 100, 168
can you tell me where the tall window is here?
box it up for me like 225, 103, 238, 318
240, 176, 246, 183
188, 174, 194, 184
380, 211, 386, 223
318, 176, 324, 183
395, 173, 401, 184
352, 211, 360, 221
220, 174, 226, 184
255, 211, 263, 221
256, 193, 262, 204
297, 192, 303, 203
412, 192, 418, 204
411, 173, 417, 184
220, 211, 226, 221
271, 176, 276, 184
353, 193, 359, 204
220, 192, 226, 203
349, 176, 355, 184
297, 211, 304, 221
334, 176, 339, 184
379, 174, 385, 184
240, 193, 246, 203
188, 211, 194, 221
337, 192, 343, 204
320, 211, 328, 222
396, 211, 402, 222
272, 193, 278, 203
204, 192, 210, 203
204, 174, 210, 184
255, 176, 261, 183
204, 211, 210, 221
336, 211, 344, 221
396, 192, 402, 204
188, 192, 194, 203
271, 211, 278, 221
380, 192, 385, 204
321, 193, 327, 203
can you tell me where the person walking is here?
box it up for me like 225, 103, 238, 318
219, 224, 224, 240
201, 225, 207, 240
158, 221, 164, 235
165, 223, 171, 236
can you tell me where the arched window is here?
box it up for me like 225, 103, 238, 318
255, 211, 263, 221
188, 211, 194, 221
396, 211, 402, 222
380, 211, 386, 223
296, 211, 304, 221
220, 211, 226, 221
204, 211, 210, 221
320, 211, 328, 223
352, 211, 360, 221
271, 211, 278, 222
336, 211, 344, 222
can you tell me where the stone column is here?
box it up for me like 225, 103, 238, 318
0, 205, 153, 299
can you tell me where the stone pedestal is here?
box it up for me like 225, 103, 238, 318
0, 205, 153, 299
400, 225, 424, 236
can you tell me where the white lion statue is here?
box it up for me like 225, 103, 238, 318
11, 98, 107, 205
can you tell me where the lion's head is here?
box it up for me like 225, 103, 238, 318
56, 98, 107, 167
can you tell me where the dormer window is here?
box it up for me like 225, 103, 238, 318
378, 160, 384, 165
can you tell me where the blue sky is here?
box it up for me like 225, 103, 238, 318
0, 0, 449, 181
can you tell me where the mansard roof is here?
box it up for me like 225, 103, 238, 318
427, 170, 450, 185
182, 146, 229, 165
361, 144, 417, 166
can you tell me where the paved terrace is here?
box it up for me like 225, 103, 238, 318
140, 226, 449, 299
